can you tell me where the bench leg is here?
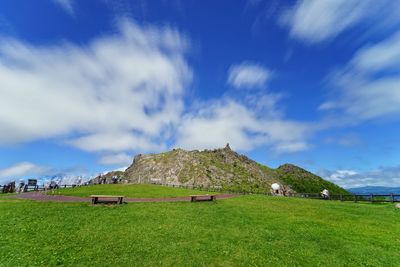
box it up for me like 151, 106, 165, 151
211, 196, 216, 201
118, 197, 123, 204
191, 196, 195, 202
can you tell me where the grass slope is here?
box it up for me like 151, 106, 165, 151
1, 188, 399, 266
51, 184, 206, 198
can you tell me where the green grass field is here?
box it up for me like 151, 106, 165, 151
1, 185, 399, 266
51, 184, 207, 198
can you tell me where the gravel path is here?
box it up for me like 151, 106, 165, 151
7, 191, 239, 203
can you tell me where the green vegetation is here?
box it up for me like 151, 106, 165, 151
51, 184, 206, 198
0, 192, 16, 197
278, 172, 348, 195
1, 185, 399, 266
277, 164, 349, 194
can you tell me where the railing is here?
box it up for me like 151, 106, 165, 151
2, 181, 400, 203
274, 192, 400, 202
153, 183, 400, 203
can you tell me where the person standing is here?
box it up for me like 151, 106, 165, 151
18, 179, 25, 193
321, 189, 330, 200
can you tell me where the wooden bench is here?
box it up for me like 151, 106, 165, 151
90, 195, 125, 204
190, 195, 216, 202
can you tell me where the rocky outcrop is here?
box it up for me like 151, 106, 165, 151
123, 144, 279, 192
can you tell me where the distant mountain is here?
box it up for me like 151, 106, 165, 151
347, 186, 400, 194
108, 144, 349, 194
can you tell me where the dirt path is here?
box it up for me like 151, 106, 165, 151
7, 191, 239, 203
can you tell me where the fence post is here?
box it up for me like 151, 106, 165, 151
353, 195, 357, 203
370, 194, 373, 203
340, 194, 343, 201
390, 194, 394, 203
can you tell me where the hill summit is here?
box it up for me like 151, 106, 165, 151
113, 144, 347, 194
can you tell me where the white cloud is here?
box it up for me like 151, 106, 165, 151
320, 31, 400, 121
318, 101, 335, 111
351, 31, 400, 73
0, 162, 48, 183
324, 133, 362, 147
228, 62, 271, 89
327, 170, 358, 182
0, 19, 191, 155
99, 153, 133, 166
274, 141, 309, 153
0, 19, 316, 167
175, 97, 311, 153
321, 166, 400, 188
280, 0, 400, 43
53, 0, 75, 16
69, 132, 165, 153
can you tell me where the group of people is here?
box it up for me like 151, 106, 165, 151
1, 180, 26, 193
1, 181, 15, 193
2, 179, 61, 194
17, 179, 42, 193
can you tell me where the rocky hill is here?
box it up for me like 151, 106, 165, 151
118, 144, 348, 194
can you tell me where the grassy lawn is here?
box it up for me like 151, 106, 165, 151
1, 193, 399, 266
0, 192, 16, 197
50, 184, 207, 198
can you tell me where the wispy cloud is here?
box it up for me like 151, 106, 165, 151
227, 62, 271, 89
324, 133, 362, 148
99, 153, 133, 166
52, 0, 75, 17
69, 132, 166, 153
102, 0, 137, 17
274, 142, 309, 153
351, 31, 400, 73
280, 0, 400, 44
320, 31, 400, 122
321, 166, 400, 188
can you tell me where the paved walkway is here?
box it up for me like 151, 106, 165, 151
8, 191, 239, 203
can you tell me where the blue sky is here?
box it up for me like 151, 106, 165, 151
0, 0, 400, 188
